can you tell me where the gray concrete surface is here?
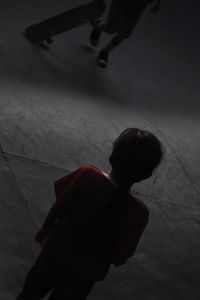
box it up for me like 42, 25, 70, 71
0, 0, 200, 299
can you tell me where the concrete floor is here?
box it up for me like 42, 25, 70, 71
0, 0, 200, 299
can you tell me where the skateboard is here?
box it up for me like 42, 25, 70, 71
24, 0, 106, 45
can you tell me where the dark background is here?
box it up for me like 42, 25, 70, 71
0, 1, 200, 299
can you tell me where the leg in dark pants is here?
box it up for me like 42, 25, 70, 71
17, 279, 94, 300
16, 252, 96, 300
48, 276, 95, 300
90, 5, 143, 67
97, 32, 127, 67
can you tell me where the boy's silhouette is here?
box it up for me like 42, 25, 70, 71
90, 0, 162, 67
16, 128, 164, 300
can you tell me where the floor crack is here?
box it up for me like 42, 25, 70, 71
2, 150, 67, 171
0, 143, 40, 229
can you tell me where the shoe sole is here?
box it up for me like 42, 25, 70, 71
98, 59, 108, 68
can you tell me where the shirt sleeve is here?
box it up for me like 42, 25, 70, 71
53, 167, 85, 218
41, 167, 89, 249
109, 207, 149, 266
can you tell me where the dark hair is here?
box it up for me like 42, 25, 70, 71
109, 128, 164, 185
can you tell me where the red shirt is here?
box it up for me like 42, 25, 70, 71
42, 166, 149, 280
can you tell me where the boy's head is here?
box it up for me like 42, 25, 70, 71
109, 128, 164, 185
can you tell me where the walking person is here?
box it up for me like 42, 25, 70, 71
16, 128, 164, 300
90, 0, 162, 67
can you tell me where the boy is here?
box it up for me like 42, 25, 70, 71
16, 128, 164, 300
90, 0, 162, 67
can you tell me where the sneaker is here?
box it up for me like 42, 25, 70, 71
90, 27, 101, 47
98, 50, 109, 68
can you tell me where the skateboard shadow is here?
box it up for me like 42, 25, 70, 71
36, 39, 131, 105
0, 36, 131, 106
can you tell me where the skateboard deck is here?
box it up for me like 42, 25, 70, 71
25, 0, 106, 43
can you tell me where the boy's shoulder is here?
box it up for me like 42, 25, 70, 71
74, 165, 105, 188
80, 167, 149, 209
54, 165, 99, 188
79, 165, 101, 173
77, 165, 103, 179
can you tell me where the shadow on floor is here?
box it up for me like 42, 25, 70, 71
0, 35, 131, 106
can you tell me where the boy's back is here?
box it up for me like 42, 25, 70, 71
43, 166, 149, 280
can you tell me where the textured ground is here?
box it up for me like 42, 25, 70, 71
0, 0, 200, 299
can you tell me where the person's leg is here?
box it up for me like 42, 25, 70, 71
16, 291, 38, 300
16, 253, 58, 300
98, 12, 143, 67
97, 33, 126, 67
48, 274, 95, 300
90, 20, 104, 46
90, 4, 120, 47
